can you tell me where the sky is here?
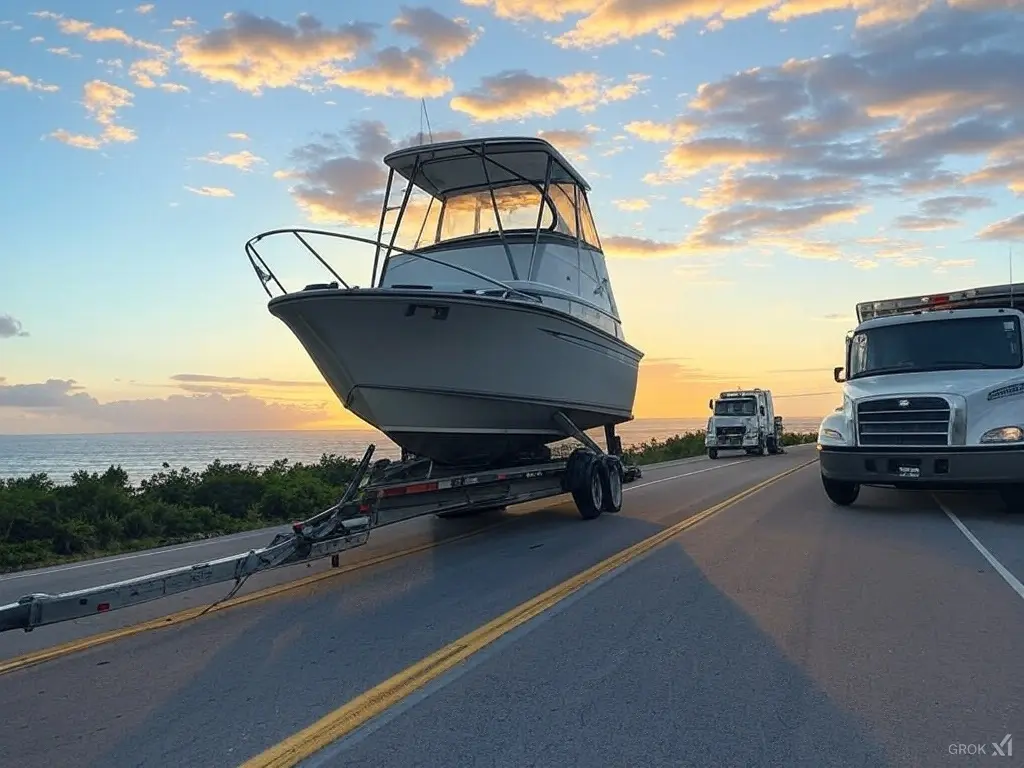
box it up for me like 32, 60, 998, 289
0, 0, 1023, 435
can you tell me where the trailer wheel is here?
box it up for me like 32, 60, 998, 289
599, 456, 623, 514
571, 456, 605, 520
822, 474, 859, 507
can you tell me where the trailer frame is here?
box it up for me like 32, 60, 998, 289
0, 414, 641, 634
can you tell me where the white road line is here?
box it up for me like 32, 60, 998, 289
934, 497, 1024, 602
0, 527, 288, 582
624, 459, 752, 493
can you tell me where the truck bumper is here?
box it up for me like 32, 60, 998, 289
818, 445, 1024, 488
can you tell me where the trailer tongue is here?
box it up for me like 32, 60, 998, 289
0, 415, 640, 634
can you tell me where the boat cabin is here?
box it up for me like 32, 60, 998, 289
371, 137, 624, 340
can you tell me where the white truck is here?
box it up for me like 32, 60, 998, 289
817, 282, 1024, 511
705, 388, 785, 459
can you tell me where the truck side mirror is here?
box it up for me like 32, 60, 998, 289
833, 366, 846, 383
708, 398, 713, 410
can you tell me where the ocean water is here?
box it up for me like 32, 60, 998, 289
0, 417, 824, 485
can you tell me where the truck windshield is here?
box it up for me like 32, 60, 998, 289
848, 315, 1023, 379
714, 398, 756, 416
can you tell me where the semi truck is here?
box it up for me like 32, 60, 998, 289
816, 282, 1024, 511
705, 388, 785, 459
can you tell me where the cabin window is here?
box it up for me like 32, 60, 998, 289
548, 183, 578, 238
578, 194, 601, 250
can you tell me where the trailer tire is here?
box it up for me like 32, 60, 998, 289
599, 456, 623, 514
822, 474, 860, 507
572, 456, 606, 520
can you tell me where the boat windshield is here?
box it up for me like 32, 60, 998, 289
848, 315, 1023, 379
714, 398, 756, 416
392, 181, 601, 251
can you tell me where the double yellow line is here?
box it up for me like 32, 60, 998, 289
243, 458, 816, 768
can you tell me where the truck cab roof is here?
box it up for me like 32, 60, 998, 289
856, 306, 1024, 332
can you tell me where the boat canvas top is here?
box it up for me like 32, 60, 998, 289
382, 137, 591, 200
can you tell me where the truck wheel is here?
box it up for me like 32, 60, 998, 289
766, 437, 777, 455
571, 455, 605, 520
599, 456, 623, 514
708, 448, 718, 460
759, 439, 767, 456
822, 475, 859, 507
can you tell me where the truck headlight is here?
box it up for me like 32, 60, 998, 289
820, 428, 844, 442
980, 426, 1024, 443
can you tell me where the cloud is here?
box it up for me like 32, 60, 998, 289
170, 374, 322, 388
466, 0, 1021, 49
613, 198, 650, 211
227, 131, 250, 140
46, 46, 81, 58
536, 128, 596, 153
31, 10, 166, 54
603, 235, 692, 258
325, 47, 454, 98
390, 5, 479, 62
175, 11, 376, 92
0, 69, 59, 92
618, 7, 1024, 263
135, 4, 155, 14
49, 80, 136, 150
0, 314, 29, 339
450, 70, 640, 121
171, 17, 197, 29
196, 149, 266, 171
185, 185, 234, 197
277, 121, 403, 227
977, 213, 1024, 241
0, 378, 331, 433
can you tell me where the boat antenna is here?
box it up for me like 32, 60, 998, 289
1010, 245, 1015, 308
418, 98, 434, 145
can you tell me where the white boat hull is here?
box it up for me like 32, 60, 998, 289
268, 289, 643, 466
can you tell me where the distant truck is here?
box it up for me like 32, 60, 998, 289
705, 388, 785, 459
817, 282, 1024, 511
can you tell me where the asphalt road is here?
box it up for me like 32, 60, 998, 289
3, 443, 1023, 768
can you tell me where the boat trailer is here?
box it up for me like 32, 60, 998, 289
0, 415, 640, 634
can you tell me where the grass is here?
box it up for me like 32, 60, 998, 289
0, 429, 819, 573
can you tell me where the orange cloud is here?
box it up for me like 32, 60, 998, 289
450, 70, 640, 121
613, 198, 650, 211
197, 150, 266, 172
185, 186, 234, 197
32, 10, 167, 54
49, 80, 136, 150
326, 48, 453, 98
176, 12, 376, 92
0, 69, 59, 92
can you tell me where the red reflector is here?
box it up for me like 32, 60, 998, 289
97, 602, 110, 612
926, 295, 950, 304
358, 503, 371, 512
404, 482, 439, 495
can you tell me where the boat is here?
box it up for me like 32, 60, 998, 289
245, 136, 644, 467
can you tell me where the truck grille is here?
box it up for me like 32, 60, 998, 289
856, 396, 951, 447
715, 426, 745, 437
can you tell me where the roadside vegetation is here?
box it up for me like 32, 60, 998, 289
0, 429, 819, 572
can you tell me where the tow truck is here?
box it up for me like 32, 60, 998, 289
0, 418, 640, 633
817, 282, 1024, 511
